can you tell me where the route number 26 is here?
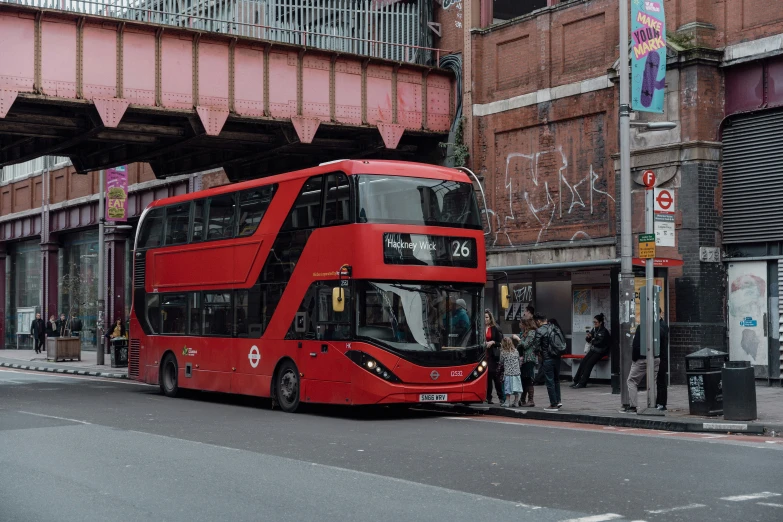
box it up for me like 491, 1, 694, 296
451, 240, 471, 258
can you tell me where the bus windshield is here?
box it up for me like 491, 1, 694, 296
356, 175, 481, 229
356, 281, 483, 365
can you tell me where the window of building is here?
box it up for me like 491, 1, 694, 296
191, 200, 205, 242
492, 0, 549, 23
165, 203, 191, 245
203, 292, 232, 336
283, 176, 323, 230
189, 293, 202, 335
1, 156, 70, 185
323, 173, 351, 226
138, 208, 165, 249
207, 194, 236, 240
161, 294, 187, 334
237, 185, 276, 237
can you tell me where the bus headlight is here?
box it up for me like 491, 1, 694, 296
464, 359, 489, 382
346, 350, 402, 383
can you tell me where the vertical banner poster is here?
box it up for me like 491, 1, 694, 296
631, 0, 666, 113
106, 166, 128, 222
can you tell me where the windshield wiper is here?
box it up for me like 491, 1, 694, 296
386, 283, 437, 294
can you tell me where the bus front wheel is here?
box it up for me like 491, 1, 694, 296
160, 353, 179, 398
276, 360, 300, 413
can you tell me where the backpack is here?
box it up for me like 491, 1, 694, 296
548, 325, 567, 357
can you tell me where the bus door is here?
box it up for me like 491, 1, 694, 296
297, 281, 353, 386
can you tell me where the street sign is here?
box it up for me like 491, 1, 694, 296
654, 188, 675, 213
642, 170, 656, 189
639, 233, 656, 259
633, 257, 684, 267
655, 221, 675, 246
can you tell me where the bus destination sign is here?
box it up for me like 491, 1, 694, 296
383, 233, 477, 268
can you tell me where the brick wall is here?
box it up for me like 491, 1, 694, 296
669, 322, 727, 384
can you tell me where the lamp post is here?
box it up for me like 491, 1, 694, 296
618, 0, 678, 404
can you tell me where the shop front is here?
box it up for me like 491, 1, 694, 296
4, 239, 42, 349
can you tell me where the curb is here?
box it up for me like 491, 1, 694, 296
0, 361, 128, 380
427, 403, 779, 436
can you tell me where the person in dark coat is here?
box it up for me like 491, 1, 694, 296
46, 315, 59, 338
483, 309, 504, 404
571, 313, 611, 388
30, 313, 45, 354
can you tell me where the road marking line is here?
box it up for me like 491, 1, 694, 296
559, 514, 623, 522
645, 503, 706, 514
721, 492, 781, 502
758, 502, 783, 508
18, 411, 92, 425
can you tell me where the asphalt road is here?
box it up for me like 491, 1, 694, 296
1, 367, 781, 522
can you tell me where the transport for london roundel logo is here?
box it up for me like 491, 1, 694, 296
430, 370, 439, 381
248, 345, 261, 368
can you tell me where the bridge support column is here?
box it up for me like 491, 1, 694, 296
0, 244, 6, 349
41, 241, 60, 325
106, 231, 130, 326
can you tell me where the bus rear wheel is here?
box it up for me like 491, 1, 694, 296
276, 360, 300, 413
160, 353, 179, 398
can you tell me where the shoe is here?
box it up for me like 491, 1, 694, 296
500, 402, 509, 408
656, 405, 667, 411
522, 402, 535, 408
556, 403, 563, 408
573, 383, 586, 389
619, 406, 637, 414
486, 400, 494, 405
543, 405, 560, 412
569, 383, 578, 388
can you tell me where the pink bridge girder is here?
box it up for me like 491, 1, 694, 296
0, 4, 454, 180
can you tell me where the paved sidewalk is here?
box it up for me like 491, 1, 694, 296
0, 349, 128, 378
430, 381, 783, 436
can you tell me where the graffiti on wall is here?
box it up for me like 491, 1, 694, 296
440, 0, 463, 28
484, 145, 615, 247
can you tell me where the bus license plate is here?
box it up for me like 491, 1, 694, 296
419, 394, 447, 402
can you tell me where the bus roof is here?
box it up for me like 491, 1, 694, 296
147, 160, 470, 210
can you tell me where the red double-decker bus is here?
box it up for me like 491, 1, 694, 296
129, 160, 488, 412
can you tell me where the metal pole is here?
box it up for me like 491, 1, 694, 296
645, 187, 656, 409
97, 169, 105, 366
618, 0, 634, 405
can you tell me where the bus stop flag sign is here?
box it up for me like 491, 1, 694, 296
639, 233, 656, 259
631, 1, 666, 113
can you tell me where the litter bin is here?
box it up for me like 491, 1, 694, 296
110, 338, 129, 368
685, 348, 728, 416
722, 361, 757, 421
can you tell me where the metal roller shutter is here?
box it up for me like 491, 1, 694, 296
722, 109, 783, 244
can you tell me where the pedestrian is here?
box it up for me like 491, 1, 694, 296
57, 313, 68, 336
522, 304, 535, 322
620, 319, 661, 414
499, 338, 522, 407
30, 312, 45, 354
512, 317, 538, 407
105, 317, 126, 340
534, 313, 566, 412
483, 309, 504, 404
656, 308, 669, 411
571, 313, 611, 389
70, 313, 83, 336
46, 315, 59, 338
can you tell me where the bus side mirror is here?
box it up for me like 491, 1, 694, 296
332, 287, 345, 313
500, 285, 510, 310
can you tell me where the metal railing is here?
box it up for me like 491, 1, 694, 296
3, 0, 435, 63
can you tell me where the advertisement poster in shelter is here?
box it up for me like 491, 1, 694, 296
631, 0, 667, 113
633, 277, 665, 333
106, 166, 128, 222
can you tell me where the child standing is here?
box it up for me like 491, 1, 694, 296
499, 338, 523, 407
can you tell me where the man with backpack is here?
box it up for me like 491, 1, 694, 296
533, 313, 566, 412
